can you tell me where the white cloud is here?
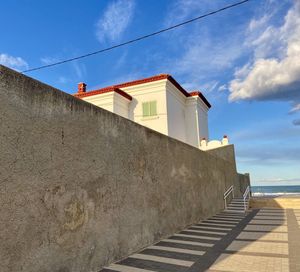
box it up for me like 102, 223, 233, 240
57, 76, 69, 84
293, 119, 300, 126
160, 0, 248, 92
169, 32, 245, 91
96, 0, 135, 43
0, 53, 28, 70
290, 103, 300, 113
72, 61, 86, 79
229, 2, 300, 110
178, 37, 242, 73
115, 51, 128, 69
248, 14, 271, 32
255, 177, 300, 184
88, 71, 141, 91
41, 57, 60, 65
164, 0, 218, 27
218, 84, 227, 92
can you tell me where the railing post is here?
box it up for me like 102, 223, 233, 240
224, 185, 234, 210
242, 186, 250, 212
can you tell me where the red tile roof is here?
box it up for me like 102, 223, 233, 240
114, 74, 170, 88
74, 86, 132, 101
73, 74, 211, 108
189, 91, 211, 108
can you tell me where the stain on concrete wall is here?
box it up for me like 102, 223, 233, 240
0, 65, 246, 272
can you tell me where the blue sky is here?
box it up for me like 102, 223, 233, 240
1, 0, 300, 186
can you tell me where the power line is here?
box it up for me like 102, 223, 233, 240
22, 0, 251, 73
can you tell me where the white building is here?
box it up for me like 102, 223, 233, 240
74, 74, 215, 149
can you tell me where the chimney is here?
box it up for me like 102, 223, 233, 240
222, 135, 229, 145
78, 82, 86, 93
200, 137, 207, 147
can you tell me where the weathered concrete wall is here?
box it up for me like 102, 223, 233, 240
234, 173, 251, 197
207, 145, 249, 198
207, 144, 237, 166
0, 65, 240, 272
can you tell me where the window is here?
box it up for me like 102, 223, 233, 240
142, 101, 157, 117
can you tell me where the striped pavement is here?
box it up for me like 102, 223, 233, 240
100, 208, 300, 271
100, 211, 248, 272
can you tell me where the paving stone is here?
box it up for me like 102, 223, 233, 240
100, 208, 299, 272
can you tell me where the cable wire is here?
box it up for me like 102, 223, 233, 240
22, 0, 251, 73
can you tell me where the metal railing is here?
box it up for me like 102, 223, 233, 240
243, 186, 250, 211
224, 185, 234, 210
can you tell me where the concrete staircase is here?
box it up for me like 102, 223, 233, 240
225, 197, 250, 213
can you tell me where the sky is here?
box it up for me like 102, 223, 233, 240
1, 0, 300, 186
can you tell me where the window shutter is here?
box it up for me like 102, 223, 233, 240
142, 102, 150, 117
150, 101, 157, 116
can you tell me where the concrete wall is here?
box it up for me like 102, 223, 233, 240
0, 65, 240, 272
235, 173, 251, 197
208, 146, 250, 198
207, 144, 237, 167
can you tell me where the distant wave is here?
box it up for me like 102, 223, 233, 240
251, 185, 300, 196
252, 192, 300, 196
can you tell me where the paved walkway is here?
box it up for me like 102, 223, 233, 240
100, 208, 300, 272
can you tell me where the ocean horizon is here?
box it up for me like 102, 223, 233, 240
251, 185, 300, 196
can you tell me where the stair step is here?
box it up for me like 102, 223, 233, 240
224, 197, 250, 214
224, 209, 246, 213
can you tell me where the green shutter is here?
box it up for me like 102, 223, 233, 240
143, 101, 157, 117
150, 101, 157, 116
142, 102, 150, 117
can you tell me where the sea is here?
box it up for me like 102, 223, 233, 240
251, 185, 300, 197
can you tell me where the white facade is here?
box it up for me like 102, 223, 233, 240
75, 75, 211, 149
200, 136, 229, 151
82, 91, 131, 118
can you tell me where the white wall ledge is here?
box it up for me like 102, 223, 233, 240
200, 136, 229, 150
